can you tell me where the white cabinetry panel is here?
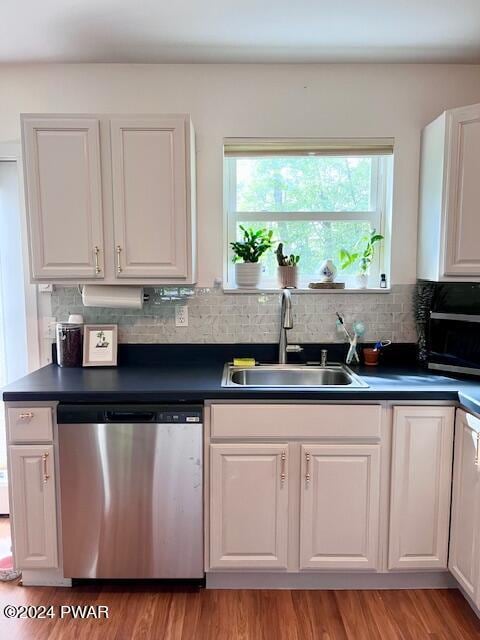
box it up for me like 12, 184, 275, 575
9, 445, 58, 569
22, 117, 104, 279
389, 406, 454, 570
300, 444, 380, 570
210, 443, 288, 569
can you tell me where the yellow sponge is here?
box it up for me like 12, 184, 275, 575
233, 358, 256, 367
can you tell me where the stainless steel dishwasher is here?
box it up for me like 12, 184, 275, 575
57, 404, 203, 579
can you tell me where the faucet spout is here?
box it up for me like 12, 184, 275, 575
279, 289, 302, 364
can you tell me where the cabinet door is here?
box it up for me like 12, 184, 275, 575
22, 117, 104, 280
111, 117, 191, 279
443, 103, 480, 277
209, 443, 288, 569
299, 444, 380, 570
389, 406, 454, 570
9, 445, 58, 569
449, 410, 480, 600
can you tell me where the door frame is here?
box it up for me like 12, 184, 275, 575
0, 142, 40, 373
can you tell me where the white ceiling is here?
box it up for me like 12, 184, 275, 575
2, 0, 480, 64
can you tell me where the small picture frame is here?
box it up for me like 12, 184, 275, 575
83, 324, 118, 367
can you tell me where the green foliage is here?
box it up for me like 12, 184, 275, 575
339, 230, 384, 274
230, 225, 274, 263
276, 243, 300, 266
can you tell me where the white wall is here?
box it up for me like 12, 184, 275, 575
0, 63, 479, 286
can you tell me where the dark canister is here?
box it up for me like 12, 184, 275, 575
56, 323, 83, 367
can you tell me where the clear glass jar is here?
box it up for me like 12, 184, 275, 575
56, 323, 83, 367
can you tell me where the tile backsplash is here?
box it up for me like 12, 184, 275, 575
50, 285, 416, 344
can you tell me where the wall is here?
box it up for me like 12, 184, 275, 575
1, 63, 480, 287
51, 284, 416, 344
1, 63, 479, 349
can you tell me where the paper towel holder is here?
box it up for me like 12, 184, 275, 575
79, 285, 149, 309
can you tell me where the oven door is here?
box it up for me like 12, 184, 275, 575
428, 313, 480, 375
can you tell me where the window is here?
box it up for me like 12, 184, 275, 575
224, 139, 393, 289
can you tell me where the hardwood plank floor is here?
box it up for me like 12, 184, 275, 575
0, 520, 479, 639
0, 581, 479, 640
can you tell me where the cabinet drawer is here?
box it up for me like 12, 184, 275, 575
210, 404, 382, 439
7, 408, 53, 443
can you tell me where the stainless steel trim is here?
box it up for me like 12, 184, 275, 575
221, 362, 369, 388
428, 362, 480, 377
430, 312, 480, 323
58, 419, 203, 579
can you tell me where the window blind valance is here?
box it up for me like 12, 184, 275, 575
224, 138, 394, 158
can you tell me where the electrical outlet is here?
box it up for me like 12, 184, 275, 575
175, 305, 189, 327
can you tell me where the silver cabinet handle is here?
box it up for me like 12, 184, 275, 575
42, 452, 50, 483
305, 452, 311, 483
116, 246, 122, 274
280, 451, 287, 484
476, 433, 480, 467
94, 246, 101, 274
19, 412, 34, 421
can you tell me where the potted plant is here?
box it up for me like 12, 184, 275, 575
276, 243, 300, 288
230, 225, 274, 288
339, 230, 384, 289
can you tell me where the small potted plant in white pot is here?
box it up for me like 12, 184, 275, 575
276, 243, 300, 288
230, 225, 274, 288
339, 230, 384, 289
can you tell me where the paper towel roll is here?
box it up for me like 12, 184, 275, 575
82, 285, 144, 309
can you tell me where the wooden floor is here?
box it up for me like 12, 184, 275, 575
0, 519, 479, 639
0, 582, 479, 640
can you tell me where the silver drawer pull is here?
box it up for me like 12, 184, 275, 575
116, 246, 122, 274
476, 433, 480, 467
42, 452, 50, 483
94, 246, 101, 274
19, 412, 34, 421
280, 451, 287, 484
305, 452, 311, 483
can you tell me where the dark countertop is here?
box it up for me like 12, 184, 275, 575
3, 356, 480, 415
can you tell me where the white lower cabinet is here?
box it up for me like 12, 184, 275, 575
449, 410, 480, 603
300, 444, 380, 570
388, 406, 454, 570
9, 445, 58, 569
209, 443, 289, 569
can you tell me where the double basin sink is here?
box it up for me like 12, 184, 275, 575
222, 363, 368, 388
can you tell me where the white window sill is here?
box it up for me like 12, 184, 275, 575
223, 286, 391, 294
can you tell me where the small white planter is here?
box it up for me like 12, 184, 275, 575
278, 265, 298, 289
235, 262, 262, 288
356, 273, 368, 289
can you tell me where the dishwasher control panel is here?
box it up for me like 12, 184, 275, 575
57, 404, 203, 424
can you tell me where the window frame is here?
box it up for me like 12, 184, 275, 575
223, 151, 391, 290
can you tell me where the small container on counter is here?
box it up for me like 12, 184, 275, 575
56, 322, 83, 367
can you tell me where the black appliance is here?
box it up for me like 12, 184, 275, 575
427, 283, 480, 376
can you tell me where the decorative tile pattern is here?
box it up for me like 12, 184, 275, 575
51, 285, 417, 344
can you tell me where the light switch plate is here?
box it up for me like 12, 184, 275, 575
175, 305, 189, 327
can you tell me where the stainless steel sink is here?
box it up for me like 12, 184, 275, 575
222, 363, 368, 388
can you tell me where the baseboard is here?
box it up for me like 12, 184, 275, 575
21, 569, 72, 587
457, 584, 480, 619
206, 571, 456, 590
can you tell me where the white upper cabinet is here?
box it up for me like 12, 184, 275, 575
388, 406, 454, 570
449, 409, 480, 602
417, 102, 480, 281
22, 117, 105, 280
111, 117, 193, 280
21, 114, 196, 284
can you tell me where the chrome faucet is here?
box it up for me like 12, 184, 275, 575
278, 289, 303, 364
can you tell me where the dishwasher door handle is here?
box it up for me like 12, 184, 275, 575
104, 411, 156, 423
